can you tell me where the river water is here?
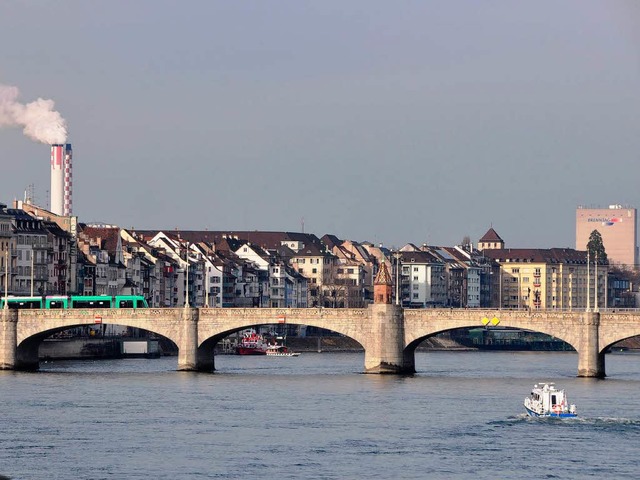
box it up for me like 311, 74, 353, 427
2, 350, 640, 479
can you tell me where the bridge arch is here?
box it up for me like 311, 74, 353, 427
15, 309, 184, 370
404, 322, 580, 354
599, 313, 640, 354
194, 307, 386, 372
402, 309, 589, 375
195, 311, 367, 371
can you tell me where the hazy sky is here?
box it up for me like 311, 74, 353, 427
1, 1, 639, 249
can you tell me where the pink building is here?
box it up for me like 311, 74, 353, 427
576, 205, 637, 267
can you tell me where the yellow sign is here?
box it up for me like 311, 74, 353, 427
491, 317, 500, 326
481, 317, 490, 325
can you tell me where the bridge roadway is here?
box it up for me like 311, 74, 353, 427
2, 305, 640, 377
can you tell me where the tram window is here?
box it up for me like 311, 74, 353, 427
119, 300, 134, 308
49, 301, 64, 309
72, 300, 111, 308
136, 300, 146, 308
12, 300, 42, 309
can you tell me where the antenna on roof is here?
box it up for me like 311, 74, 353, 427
301, 216, 305, 233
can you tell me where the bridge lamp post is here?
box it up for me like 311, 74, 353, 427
204, 264, 209, 308
3, 250, 8, 309
184, 243, 190, 308
569, 271, 573, 312
497, 267, 502, 309
586, 250, 591, 312
594, 251, 599, 313
30, 250, 34, 297
518, 269, 522, 309
393, 251, 402, 306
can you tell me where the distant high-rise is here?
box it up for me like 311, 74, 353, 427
576, 205, 637, 267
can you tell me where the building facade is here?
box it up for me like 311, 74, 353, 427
576, 205, 637, 268
483, 248, 607, 310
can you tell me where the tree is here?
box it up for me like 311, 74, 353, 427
586, 229, 608, 264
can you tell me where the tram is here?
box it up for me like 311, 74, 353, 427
0, 295, 149, 310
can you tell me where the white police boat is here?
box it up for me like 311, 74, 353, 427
524, 383, 577, 418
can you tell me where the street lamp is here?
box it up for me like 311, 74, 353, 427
498, 267, 502, 309
392, 250, 401, 306
3, 250, 8, 309
518, 269, 522, 309
204, 264, 209, 308
184, 243, 190, 308
594, 251, 599, 312
569, 271, 573, 311
586, 250, 591, 312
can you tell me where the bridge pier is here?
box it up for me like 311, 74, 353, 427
177, 308, 199, 371
0, 309, 18, 370
577, 312, 605, 378
364, 304, 414, 374
176, 308, 215, 372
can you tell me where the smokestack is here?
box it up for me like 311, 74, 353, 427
63, 143, 73, 216
0, 83, 69, 215
50, 144, 64, 215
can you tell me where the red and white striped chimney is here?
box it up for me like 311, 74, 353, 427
50, 144, 65, 215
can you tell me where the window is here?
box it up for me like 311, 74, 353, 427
312, 268, 317, 274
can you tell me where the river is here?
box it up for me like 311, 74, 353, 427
2, 350, 640, 479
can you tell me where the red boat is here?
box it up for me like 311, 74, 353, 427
235, 329, 270, 355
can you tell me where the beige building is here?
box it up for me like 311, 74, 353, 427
483, 248, 607, 310
576, 205, 637, 268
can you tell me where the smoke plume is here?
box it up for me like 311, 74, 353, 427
0, 83, 67, 144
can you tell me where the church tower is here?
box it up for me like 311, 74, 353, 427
373, 260, 393, 304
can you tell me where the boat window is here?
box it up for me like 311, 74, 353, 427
551, 395, 557, 405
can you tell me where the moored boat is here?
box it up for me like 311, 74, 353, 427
265, 345, 300, 357
235, 329, 269, 355
524, 383, 577, 418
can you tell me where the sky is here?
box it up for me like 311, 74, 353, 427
1, 1, 639, 249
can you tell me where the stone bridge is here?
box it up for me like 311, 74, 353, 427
2, 305, 639, 377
